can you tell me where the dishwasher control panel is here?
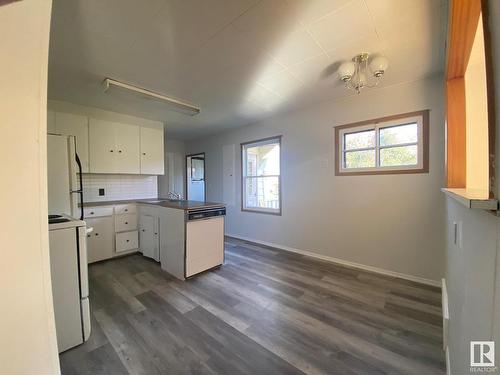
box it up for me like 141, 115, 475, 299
187, 207, 226, 221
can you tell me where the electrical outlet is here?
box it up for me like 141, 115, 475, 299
98, 188, 105, 196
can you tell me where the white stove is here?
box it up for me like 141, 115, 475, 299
48, 213, 91, 352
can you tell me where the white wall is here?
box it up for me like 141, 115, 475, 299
445, 198, 497, 374
0, 1, 60, 374
158, 137, 186, 198
187, 77, 446, 283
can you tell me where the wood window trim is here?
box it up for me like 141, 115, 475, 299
445, 0, 496, 196
334, 110, 430, 176
240, 136, 282, 216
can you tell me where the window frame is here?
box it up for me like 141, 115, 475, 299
241, 136, 282, 215
334, 110, 430, 176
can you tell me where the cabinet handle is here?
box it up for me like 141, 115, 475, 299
110, 150, 114, 153
125, 222, 128, 225
95, 233, 99, 236
142, 152, 146, 155
87, 234, 90, 238
141, 229, 146, 232
124, 209, 128, 212
118, 150, 122, 153
90, 211, 94, 215
126, 239, 130, 242
154, 232, 158, 235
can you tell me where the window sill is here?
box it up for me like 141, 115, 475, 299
441, 188, 498, 210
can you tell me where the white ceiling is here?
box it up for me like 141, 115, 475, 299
48, 0, 448, 140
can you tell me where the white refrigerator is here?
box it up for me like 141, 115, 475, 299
47, 134, 84, 219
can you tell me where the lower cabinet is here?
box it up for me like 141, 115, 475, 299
139, 214, 160, 261
85, 217, 114, 263
116, 231, 139, 253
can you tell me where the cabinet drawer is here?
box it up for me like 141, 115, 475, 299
84, 206, 113, 219
114, 204, 136, 215
116, 231, 138, 253
114, 213, 138, 232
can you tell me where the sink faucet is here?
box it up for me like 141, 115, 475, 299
167, 191, 181, 200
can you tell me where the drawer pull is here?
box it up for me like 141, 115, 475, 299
118, 150, 122, 153
126, 239, 130, 242
90, 211, 94, 215
141, 229, 146, 232
87, 234, 90, 238
124, 208, 128, 212
95, 233, 99, 236
125, 222, 128, 225
110, 150, 114, 153
154, 233, 158, 235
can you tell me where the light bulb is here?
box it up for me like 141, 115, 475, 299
370, 56, 389, 77
337, 61, 355, 81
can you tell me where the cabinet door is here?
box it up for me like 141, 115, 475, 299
89, 118, 117, 173
115, 123, 140, 174
85, 217, 114, 263
55, 112, 90, 172
140, 127, 164, 175
139, 214, 154, 258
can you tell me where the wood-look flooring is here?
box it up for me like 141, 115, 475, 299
60, 237, 445, 375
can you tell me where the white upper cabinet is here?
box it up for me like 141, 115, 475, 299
55, 112, 90, 173
47, 111, 90, 172
47, 111, 164, 175
115, 123, 140, 174
140, 127, 164, 175
89, 119, 140, 174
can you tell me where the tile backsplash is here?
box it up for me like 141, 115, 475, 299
81, 174, 158, 202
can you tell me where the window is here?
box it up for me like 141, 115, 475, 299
241, 136, 281, 215
335, 110, 429, 175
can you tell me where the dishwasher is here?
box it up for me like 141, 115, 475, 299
185, 206, 226, 278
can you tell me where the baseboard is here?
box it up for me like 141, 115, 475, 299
225, 233, 441, 288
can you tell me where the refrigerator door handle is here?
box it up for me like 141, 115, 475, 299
75, 153, 84, 220
77, 225, 89, 299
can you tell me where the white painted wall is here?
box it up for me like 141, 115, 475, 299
0, 1, 60, 374
158, 137, 186, 198
187, 77, 446, 283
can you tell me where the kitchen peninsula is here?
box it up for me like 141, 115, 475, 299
81, 199, 226, 279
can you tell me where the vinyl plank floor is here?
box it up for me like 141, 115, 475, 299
59, 238, 445, 375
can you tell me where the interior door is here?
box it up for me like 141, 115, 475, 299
115, 122, 140, 174
186, 153, 205, 201
140, 127, 164, 174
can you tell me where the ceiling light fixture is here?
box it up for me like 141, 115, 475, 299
337, 53, 389, 94
102, 78, 200, 116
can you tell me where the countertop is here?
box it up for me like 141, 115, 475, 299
81, 198, 225, 211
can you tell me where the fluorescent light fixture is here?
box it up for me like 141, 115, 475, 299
102, 78, 200, 116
